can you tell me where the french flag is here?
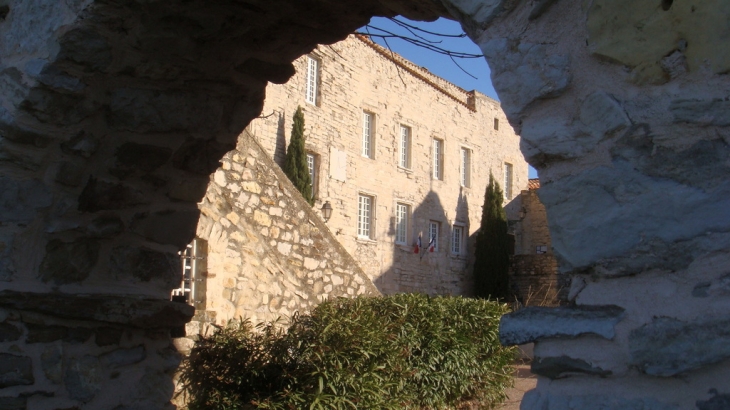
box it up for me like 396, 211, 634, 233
414, 235, 421, 254
428, 235, 435, 252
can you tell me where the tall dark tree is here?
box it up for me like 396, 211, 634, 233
473, 171, 510, 300
284, 106, 313, 205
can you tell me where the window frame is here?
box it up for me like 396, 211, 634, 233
306, 152, 318, 197
428, 221, 440, 252
460, 147, 471, 188
432, 138, 444, 180
357, 194, 375, 239
451, 225, 464, 255
362, 111, 375, 159
504, 162, 513, 200
394, 202, 410, 245
398, 125, 411, 169
305, 56, 319, 105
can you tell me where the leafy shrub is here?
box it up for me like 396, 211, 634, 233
179, 294, 515, 409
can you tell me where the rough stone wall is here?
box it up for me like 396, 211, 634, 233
191, 130, 379, 330
461, 1, 730, 408
510, 184, 562, 306
248, 35, 528, 296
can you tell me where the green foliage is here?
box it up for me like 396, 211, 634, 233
283, 106, 314, 205
473, 172, 510, 300
179, 294, 515, 409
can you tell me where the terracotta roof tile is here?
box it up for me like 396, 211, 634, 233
528, 178, 540, 190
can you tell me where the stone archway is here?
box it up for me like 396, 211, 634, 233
0, 0, 728, 408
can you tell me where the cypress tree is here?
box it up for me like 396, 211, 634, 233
283, 106, 314, 205
473, 171, 510, 300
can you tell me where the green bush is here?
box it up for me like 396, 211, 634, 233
179, 294, 515, 409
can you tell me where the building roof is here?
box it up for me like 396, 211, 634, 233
354, 34, 498, 112
528, 178, 540, 190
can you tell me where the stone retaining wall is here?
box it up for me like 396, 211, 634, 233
189, 129, 379, 333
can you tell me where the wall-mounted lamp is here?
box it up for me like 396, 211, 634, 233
321, 201, 333, 222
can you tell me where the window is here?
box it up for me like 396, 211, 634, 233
432, 139, 444, 180
399, 125, 411, 169
460, 148, 471, 187
306, 152, 317, 196
536, 245, 548, 254
494, 118, 499, 130
504, 162, 513, 200
362, 112, 374, 158
428, 221, 440, 251
395, 203, 409, 245
305, 56, 319, 105
452, 225, 464, 255
358, 194, 374, 239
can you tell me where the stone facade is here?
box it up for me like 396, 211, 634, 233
248, 34, 528, 296
510, 179, 562, 306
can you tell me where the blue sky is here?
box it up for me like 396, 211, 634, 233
359, 17, 538, 179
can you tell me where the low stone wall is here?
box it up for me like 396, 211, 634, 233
186, 129, 379, 336
0, 291, 192, 409
510, 254, 561, 307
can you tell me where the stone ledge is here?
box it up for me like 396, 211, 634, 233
499, 305, 625, 346
0, 291, 194, 329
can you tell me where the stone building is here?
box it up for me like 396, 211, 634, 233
247, 34, 528, 296
510, 178, 562, 306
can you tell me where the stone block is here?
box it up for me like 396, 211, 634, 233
0, 290, 194, 328
168, 178, 209, 202
499, 305, 625, 345
64, 355, 102, 402
39, 238, 100, 285
531, 355, 612, 379
0, 354, 33, 388
442, 0, 506, 29
586, 0, 730, 74
109, 246, 178, 286
578, 91, 630, 137
480, 39, 571, 117
0, 322, 21, 342
100, 346, 146, 368
60, 131, 98, 158
670, 99, 730, 127
522, 391, 679, 410
77, 177, 150, 212
629, 317, 730, 376
94, 327, 124, 347
111, 142, 172, 178
88, 216, 125, 238
57, 27, 112, 71
55, 160, 85, 186
697, 390, 730, 410
130, 209, 200, 248
20, 85, 96, 125
108, 88, 225, 133
0, 177, 52, 223
172, 138, 233, 176
0, 397, 26, 410
41, 345, 62, 384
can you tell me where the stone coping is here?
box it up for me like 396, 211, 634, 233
0, 290, 194, 328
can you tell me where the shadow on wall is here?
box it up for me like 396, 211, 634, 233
374, 189, 472, 296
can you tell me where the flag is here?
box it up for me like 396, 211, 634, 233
428, 234, 435, 252
414, 235, 421, 254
